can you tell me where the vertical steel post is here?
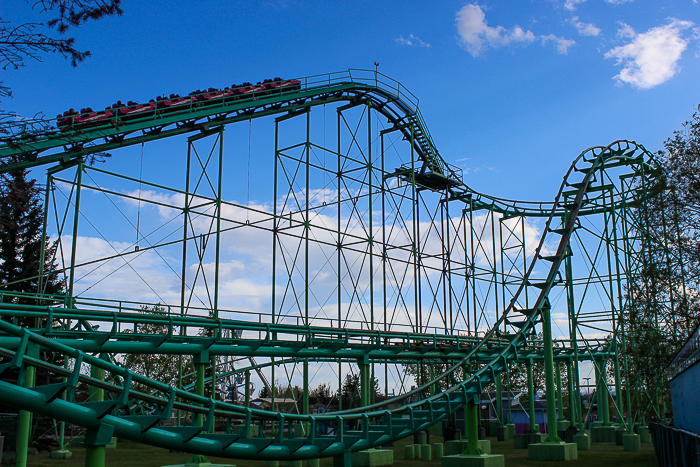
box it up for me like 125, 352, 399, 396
37, 174, 51, 294
465, 400, 481, 455
178, 141, 192, 427
195, 356, 206, 427
527, 360, 538, 433
16, 365, 36, 467
271, 120, 280, 431
67, 161, 84, 305
211, 130, 224, 403
245, 371, 251, 407
542, 300, 560, 441
337, 108, 342, 413
85, 364, 106, 467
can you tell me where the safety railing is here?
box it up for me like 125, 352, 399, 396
650, 422, 700, 467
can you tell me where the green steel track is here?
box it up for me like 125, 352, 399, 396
0, 70, 660, 461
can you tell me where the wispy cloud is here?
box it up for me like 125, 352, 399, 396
564, 0, 587, 11
540, 34, 577, 53
604, 18, 694, 89
570, 16, 601, 36
616, 21, 636, 39
456, 4, 575, 56
566, 0, 632, 11
394, 34, 431, 48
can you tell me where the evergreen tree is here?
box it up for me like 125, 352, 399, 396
0, 161, 64, 307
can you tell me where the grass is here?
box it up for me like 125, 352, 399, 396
24, 434, 658, 467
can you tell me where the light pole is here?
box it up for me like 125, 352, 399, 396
583, 377, 591, 395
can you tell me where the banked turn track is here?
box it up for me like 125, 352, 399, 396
0, 70, 653, 461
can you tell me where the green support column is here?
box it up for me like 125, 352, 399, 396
303, 359, 309, 435
85, 364, 106, 467
542, 302, 561, 442
596, 360, 610, 426
360, 360, 370, 407
194, 354, 207, 427
465, 400, 482, 455
16, 366, 36, 467
67, 161, 84, 307
359, 360, 370, 432
527, 360, 538, 434
245, 371, 251, 407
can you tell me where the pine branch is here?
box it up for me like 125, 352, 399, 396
35, 0, 123, 33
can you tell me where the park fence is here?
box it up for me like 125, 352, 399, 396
650, 422, 700, 466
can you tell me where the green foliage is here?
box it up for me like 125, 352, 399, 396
626, 104, 700, 419
120, 305, 195, 394
339, 372, 381, 409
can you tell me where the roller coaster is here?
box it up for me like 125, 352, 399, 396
0, 70, 679, 466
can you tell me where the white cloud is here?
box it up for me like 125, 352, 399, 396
456, 4, 575, 56
540, 34, 577, 54
604, 18, 694, 89
564, 0, 587, 11
571, 16, 601, 36
616, 21, 636, 39
456, 4, 535, 56
394, 34, 431, 48
606, 0, 633, 4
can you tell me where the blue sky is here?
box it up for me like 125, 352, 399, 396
4, 0, 699, 200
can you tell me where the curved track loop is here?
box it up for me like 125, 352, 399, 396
0, 72, 656, 460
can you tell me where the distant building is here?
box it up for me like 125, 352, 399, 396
667, 323, 700, 434
480, 390, 551, 434
251, 397, 298, 413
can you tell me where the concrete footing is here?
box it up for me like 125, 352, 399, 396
574, 433, 590, 450
487, 420, 500, 436
623, 434, 641, 452
265, 462, 279, 467
615, 428, 627, 446
557, 420, 571, 431
414, 431, 428, 445
590, 425, 617, 443
497, 426, 510, 441
284, 461, 301, 467
513, 433, 544, 449
444, 440, 490, 455
506, 424, 516, 439
637, 426, 651, 443
351, 449, 393, 466
527, 442, 578, 461
441, 454, 505, 467
49, 450, 73, 459
421, 444, 432, 461
307, 459, 320, 467
404, 445, 416, 460
433, 443, 444, 460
